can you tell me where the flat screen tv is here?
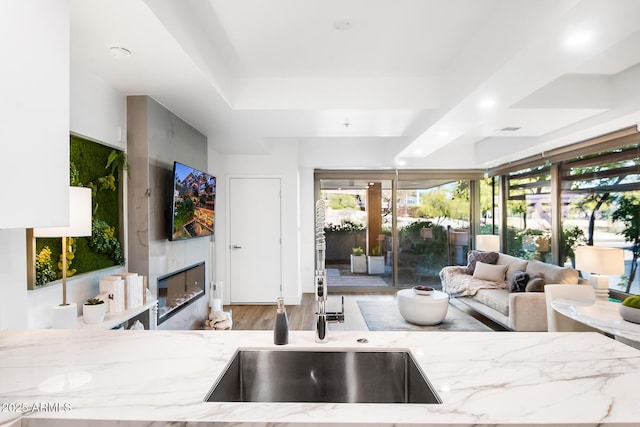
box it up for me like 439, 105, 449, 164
170, 161, 216, 241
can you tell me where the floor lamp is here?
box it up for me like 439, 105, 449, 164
34, 187, 92, 329
574, 245, 624, 301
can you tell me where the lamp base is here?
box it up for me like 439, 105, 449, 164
588, 274, 610, 301
52, 303, 77, 329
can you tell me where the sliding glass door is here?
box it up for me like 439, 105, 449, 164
318, 175, 394, 290
396, 177, 471, 289
316, 170, 480, 290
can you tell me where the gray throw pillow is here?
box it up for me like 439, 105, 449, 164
525, 275, 546, 292
466, 250, 499, 275
509, 270, 530, 292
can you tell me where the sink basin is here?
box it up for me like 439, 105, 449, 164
204, 348, 441, 404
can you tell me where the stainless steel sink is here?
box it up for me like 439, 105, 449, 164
204, 348, 441, 404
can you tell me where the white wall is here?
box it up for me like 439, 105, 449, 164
0, 230, 29, 328
0, 1, 71, 329
0, 57, 127, 329
0, 0, 70, 230
214, 140, 303, 304
25, 65, 128, 329
70, 64, 127, 150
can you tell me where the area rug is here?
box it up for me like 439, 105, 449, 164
357, 300, 492, 331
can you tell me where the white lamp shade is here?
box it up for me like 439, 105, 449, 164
34, 187, 92, 237
574, 245, 624, 275
476, 234, 500, 252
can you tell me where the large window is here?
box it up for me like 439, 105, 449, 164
560, 144, 640, 294
316, 171, 478, 290
315, 128, 640, 297
396, 179, 471, 288
505, 165, 552, 261
488, 126, 640, 297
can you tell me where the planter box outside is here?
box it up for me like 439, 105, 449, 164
350, 254, 367, 273
325, 231, 366, 263
368, 255, 385, 275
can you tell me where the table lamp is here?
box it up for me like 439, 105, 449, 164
476, 234, 500, 252
34, 186, 92, 328
574, 245, 624, 300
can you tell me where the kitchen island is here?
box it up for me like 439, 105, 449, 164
1, 328, 639, 426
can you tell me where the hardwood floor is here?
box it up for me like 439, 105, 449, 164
223, 292, 396, 331
222, 290, 504, 332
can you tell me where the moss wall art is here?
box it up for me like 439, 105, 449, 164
29, 135, 127, 289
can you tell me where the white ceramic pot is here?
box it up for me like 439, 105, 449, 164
83, 302, 106, 324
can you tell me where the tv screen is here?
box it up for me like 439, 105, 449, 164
170, 161, 216, 241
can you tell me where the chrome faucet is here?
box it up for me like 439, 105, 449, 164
315, 200, 344, 343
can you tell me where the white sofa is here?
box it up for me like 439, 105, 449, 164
439, 253, 582, 331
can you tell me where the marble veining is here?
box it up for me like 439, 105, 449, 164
1, 329, 639, 426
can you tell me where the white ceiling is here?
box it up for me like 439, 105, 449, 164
70, 0, 640, 169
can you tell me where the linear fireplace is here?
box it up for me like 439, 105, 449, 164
157, 261, 206, 325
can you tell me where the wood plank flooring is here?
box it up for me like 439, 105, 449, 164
223, 291, 504, 332
224, 292, 395, 331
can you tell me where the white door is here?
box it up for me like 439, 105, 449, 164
229, 177, 281, 303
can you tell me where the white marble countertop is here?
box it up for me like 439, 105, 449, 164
1, 328, 639, 426
552, 298, 640, 343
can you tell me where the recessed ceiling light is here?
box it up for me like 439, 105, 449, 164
564, 31, 592, 49
501, 126, 521, 132
413, 149, 423, 155
109, 46, 132, 60
438, 131, 449, 137
333, 21, 352, 31
397, 159, 407, 166
479, 98, 496, 109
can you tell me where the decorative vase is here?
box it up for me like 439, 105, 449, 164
52, 303, 78, 329
83, 303, 106, 324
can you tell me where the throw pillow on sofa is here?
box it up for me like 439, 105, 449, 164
509, 270, 530, 292
466, 250, 499, 275
473, 261, 508, 282
525, 275, 546, 292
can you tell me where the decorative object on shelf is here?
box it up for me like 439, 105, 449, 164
475, 234, 500, 252
575, 246, 624, 300
350, 247, 367, 273
413, 285, 434, 296
83, 298, 106, 324
367, 245, 385, 275
34, 186, 92, 329
620, 295, 640, 324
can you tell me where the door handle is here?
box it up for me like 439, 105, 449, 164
231, 245, 242, 249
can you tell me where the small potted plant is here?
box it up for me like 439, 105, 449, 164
368, 245, 385, 275
350, 247, 367, 273
83, 298, 106, 324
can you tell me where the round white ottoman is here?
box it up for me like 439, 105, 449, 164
397, 289, 449, 325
